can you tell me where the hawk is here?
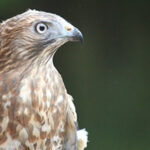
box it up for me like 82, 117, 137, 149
0, 10, 88, 150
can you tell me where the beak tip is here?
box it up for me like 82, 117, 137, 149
79, 33, 84, 44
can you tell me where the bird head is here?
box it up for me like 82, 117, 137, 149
0, 9, 83, 71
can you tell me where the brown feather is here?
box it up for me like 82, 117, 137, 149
0, 9, 88, 150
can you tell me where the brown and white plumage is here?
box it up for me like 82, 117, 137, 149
0, 10, 88, 150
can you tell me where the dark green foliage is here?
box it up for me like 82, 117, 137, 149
1, 1, 150, 149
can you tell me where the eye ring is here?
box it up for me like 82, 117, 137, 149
36, 23, 48, 34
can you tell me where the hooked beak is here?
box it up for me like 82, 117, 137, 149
49, 20, 83, 44
65, 26, 83, 43
70, 27, 83, 43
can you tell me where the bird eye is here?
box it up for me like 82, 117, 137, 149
36, 23, 48, 34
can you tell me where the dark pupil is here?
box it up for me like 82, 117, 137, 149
39, 25, 45, 31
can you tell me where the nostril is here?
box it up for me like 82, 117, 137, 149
65, 26, 72, 31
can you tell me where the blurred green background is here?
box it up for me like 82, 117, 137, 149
1, 0, 150, 149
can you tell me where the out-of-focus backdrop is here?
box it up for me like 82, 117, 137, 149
1, 0, 150, 149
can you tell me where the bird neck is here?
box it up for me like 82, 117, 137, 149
0, 56, 67, 103
18, 57, 67, 106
